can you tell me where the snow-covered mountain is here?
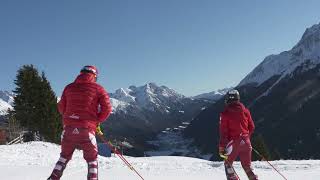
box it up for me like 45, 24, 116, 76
192, 88, 231, 101
105, 83, 212, 156
239, 23, 320, 88
186, 22, 320, 160
1, 142, 319, 180
109, 83, 185, 113
0, 90, 14, 115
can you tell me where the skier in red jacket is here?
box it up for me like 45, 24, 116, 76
219, 90, 258, 180
48, 65, 112, 180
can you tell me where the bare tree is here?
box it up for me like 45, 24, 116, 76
6, 111, 24, 141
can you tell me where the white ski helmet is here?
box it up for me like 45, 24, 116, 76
80, 65, 98, 77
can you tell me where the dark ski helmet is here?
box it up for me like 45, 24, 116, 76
225, 89, 240, 104
80, 65, 98, 78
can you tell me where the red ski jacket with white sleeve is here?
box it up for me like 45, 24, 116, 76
58, 73, 112, 131
219, 101, 255, 148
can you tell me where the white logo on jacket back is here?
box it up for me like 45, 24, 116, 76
69, 114, 80, 119
72, 128, 80, 134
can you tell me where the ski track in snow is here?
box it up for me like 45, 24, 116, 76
0, 142, 320, 180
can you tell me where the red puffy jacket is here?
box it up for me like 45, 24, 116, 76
219, 101, 255, 148
58, 73, 112, 131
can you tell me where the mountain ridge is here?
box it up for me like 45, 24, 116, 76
239, 22, 320, 88
185, 22, 320, 160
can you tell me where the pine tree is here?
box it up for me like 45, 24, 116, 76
251, 134, 272, 161
38, 72, 62, 143
13, 65, 62, 143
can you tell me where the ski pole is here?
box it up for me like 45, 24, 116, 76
97, 134, 145, 180
220, 154, 241, 180
252, 147, 288, 180
109, 141, 135, 169
99, 135, 145, 180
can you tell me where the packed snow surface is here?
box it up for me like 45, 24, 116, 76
0, 142, 320, 180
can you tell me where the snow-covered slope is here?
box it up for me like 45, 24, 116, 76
145, 121, 210, 159
0, 90, 14, 115
239, 22, 320, 87
192, 88, 231, 101
0, 142, 319, 180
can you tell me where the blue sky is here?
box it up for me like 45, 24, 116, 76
0, 0, 320, 96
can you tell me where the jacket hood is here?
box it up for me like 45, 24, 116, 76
224, 101, 245, 113
74, 73, 96, 83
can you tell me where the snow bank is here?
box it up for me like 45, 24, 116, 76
0, 142, 320, 180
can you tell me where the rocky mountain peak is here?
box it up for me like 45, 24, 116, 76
239, 22, 320, 87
